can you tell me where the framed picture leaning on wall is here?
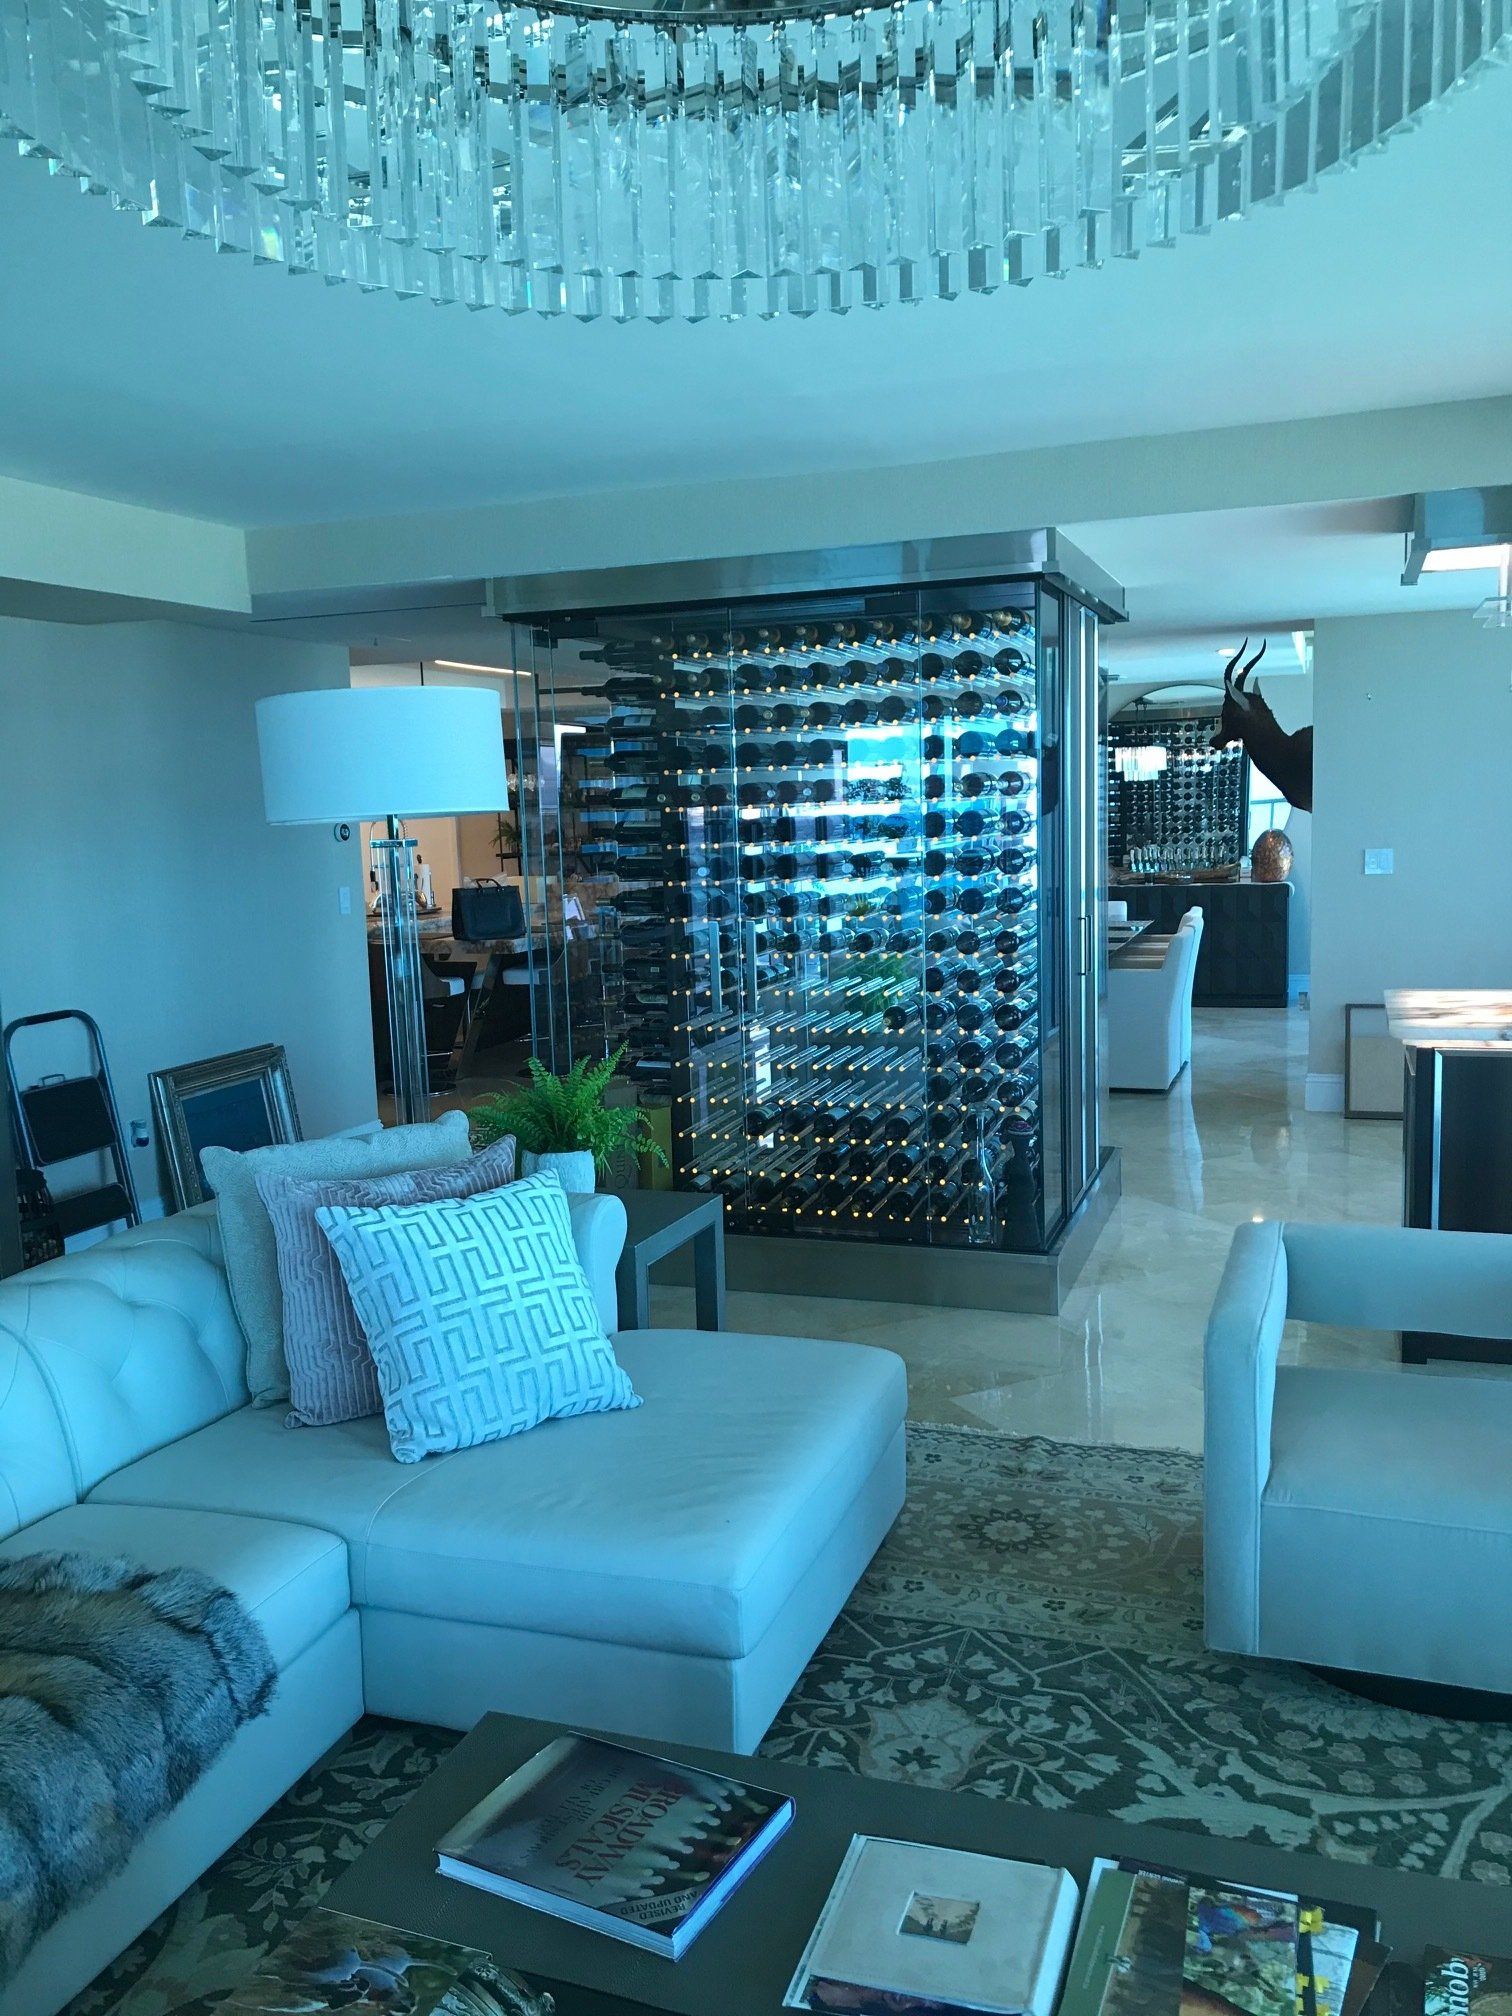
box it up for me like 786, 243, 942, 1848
150, 1044, 302, 1211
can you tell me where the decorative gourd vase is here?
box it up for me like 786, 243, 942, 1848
521, 1149, 598, 1194
1250, 828, 1294, 883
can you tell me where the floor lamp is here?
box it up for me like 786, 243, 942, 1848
257, 686, 510, 1126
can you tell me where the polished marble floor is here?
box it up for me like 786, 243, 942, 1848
651, 1007, 1410, 1453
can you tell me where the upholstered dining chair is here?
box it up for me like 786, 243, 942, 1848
1106, 906, 1203, 1091
1205, 1218, 1512, 1701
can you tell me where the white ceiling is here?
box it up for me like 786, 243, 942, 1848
0, 63, 1509, 529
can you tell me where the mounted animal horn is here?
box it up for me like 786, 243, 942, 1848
1235, 639, 1267, 691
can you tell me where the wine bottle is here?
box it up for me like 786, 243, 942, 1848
955, 730, 988, 760
997, 846, 1033, 877
883, 1004, 912, 1034
745, 1105, 776, 1139
998, 769, 1029, 798
955, 966, 983, 995
994, 728, 1030, 759
997, 886, 1031, 916
996, 684, 1030, 716
877, 694, 910, 725
808, 699, 838, 729
842, 696, 873, 727
999, 807, 1031, 837
600, 676, 659, 705
994, 925, 1034, 958
922, 733, 947, 764
955, 1000, 985, 1034
993, 999, 1030, 1031
958, 887, 988, 917
925, 1000, 951, 1033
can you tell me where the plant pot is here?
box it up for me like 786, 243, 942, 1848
521, 1149, 598, 1194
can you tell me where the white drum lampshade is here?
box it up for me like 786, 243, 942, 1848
256, 686, 508, 824
256, 684, 510, 1127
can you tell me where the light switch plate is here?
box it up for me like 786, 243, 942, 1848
1363, 848, 1394, 876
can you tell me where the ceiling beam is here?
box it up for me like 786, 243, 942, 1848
244, 394, 1512, 611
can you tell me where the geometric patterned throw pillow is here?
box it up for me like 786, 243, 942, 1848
315, 1171, 640, 1463
257, 1134, 517, 1430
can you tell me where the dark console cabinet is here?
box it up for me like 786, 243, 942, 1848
1112, 881, 1290, 1008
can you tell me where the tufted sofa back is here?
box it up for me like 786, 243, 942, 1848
0, 1206, 248, 1524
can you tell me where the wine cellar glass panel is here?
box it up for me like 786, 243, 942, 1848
520, 550, 1111, 1263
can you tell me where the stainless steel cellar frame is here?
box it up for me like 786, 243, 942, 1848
490, 531, 1123, 1312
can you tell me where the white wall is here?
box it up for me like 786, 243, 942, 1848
0, 617, 375, 1213
1308, 612, 1512, 1095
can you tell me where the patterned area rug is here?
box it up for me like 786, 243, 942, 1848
69, 1426, 1511, 2016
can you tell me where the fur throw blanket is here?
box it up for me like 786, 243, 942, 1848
0, 1549, 277, 1985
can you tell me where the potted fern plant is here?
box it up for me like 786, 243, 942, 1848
467, 1046, 668, 1194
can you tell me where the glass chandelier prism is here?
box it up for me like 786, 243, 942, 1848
0, 0, 1505, 323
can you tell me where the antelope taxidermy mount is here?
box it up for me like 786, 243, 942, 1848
1210, 639, 1314, 814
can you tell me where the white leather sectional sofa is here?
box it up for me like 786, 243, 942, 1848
0, 1195, 907, 2016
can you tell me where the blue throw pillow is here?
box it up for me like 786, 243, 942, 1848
315, 1172, 640, 1463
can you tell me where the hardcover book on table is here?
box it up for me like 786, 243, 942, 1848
784, 1833, 1081, 2016
435, 1733, 794, 1958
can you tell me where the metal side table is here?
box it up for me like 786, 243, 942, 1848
614, 1189, 726, 1331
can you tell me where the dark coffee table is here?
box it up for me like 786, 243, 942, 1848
323, 1713, 1503, 2016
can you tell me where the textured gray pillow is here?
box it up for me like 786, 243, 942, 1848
203, 1111, 472, 1406
257, 1136, 517, 1427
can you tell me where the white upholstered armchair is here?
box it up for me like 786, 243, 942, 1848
1106, 906, 1203, 1091
1204, 1218, 1512, 1699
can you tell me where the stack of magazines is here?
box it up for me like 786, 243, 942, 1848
1058, 1858, 1391, 2016
435, 1733, 794, 1959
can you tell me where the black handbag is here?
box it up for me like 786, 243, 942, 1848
451, 878, 525, 941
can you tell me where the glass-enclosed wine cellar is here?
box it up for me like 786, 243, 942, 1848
497, 534, 1122, 1298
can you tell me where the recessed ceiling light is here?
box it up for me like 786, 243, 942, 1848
1418, 544, 1512, 574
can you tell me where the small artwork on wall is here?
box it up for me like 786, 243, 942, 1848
149, 1044, 302, 1211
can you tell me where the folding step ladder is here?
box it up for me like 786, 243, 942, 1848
3, 1009, 142, 1240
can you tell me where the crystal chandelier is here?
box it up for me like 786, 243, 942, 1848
1, 0, 1505, 324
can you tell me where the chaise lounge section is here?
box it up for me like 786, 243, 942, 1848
0, 1196, 906, 2016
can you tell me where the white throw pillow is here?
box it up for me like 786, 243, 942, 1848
316, 1171, 641, 1464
